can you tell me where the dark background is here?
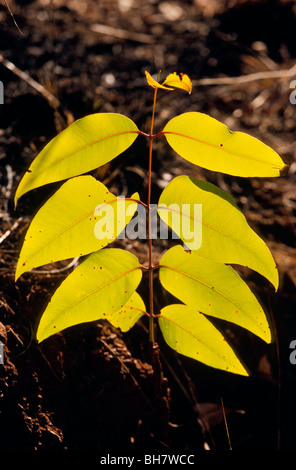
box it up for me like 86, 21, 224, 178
0, 0, 296, 455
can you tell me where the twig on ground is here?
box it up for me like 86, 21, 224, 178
0, 217, 23, 246
90, 23, 154, 44
193, 63, 296, 86
0, 53, 60, 108
3, 0, 25, 37
28, 257, 80, 275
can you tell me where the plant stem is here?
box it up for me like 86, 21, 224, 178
148, 87, 158, 345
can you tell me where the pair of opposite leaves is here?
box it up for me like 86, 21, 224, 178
15, 73, 286, 376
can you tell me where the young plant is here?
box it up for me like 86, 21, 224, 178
15, 71, 286, 377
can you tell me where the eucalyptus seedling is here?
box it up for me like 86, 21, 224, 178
15, 71, 286, 377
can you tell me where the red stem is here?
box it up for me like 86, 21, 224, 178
147, 87, 158, 345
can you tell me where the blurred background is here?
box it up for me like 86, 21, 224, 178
1, 0, 296, 453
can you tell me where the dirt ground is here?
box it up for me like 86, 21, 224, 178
1, 0, 296, 457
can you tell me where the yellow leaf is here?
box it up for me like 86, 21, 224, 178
145, 71, 192, 94
36, 248, 142, 342
163, 72, 192, 94
159, 304, 248, 376
159, 245, 272, 344
15, 176, 140, 280
158, 175, 279, 289
145, 71, 174, 91
163, 112, 287, 177
14, 113, 139, 207
105, 291, 146, 332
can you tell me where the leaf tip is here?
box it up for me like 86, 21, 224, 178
130, 191, 140, 201
36, 322, 53, 344
239, 367, 249, 377
280, 163, 289, 177
36, 331, 45, 344
272, 266, 279, 292
15, 264, 23, 282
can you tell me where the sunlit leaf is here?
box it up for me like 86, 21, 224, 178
158, 304, 248, 376
162, 72, 192, 94
15, 113, 139, 206
15, 176, 139, 280
145, 71, 173, 91
106, 291, 146, 332
162, 112, 287, 177
158, 175, 278, 289
36, 248, 142, 342
159, 245, 272, 343
145, 71, 192, 94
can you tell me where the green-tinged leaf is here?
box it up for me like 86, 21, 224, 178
159, 245, 272, 343
15, 113, 139, 206
158, 175, 278, 289
158, 304, 248, 376
106, 291, 146, 332
36, 248, 142, 342
15, 176, 139, 280
162, 112, 287, 177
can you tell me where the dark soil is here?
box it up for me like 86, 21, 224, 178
1, 0, 296, 459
